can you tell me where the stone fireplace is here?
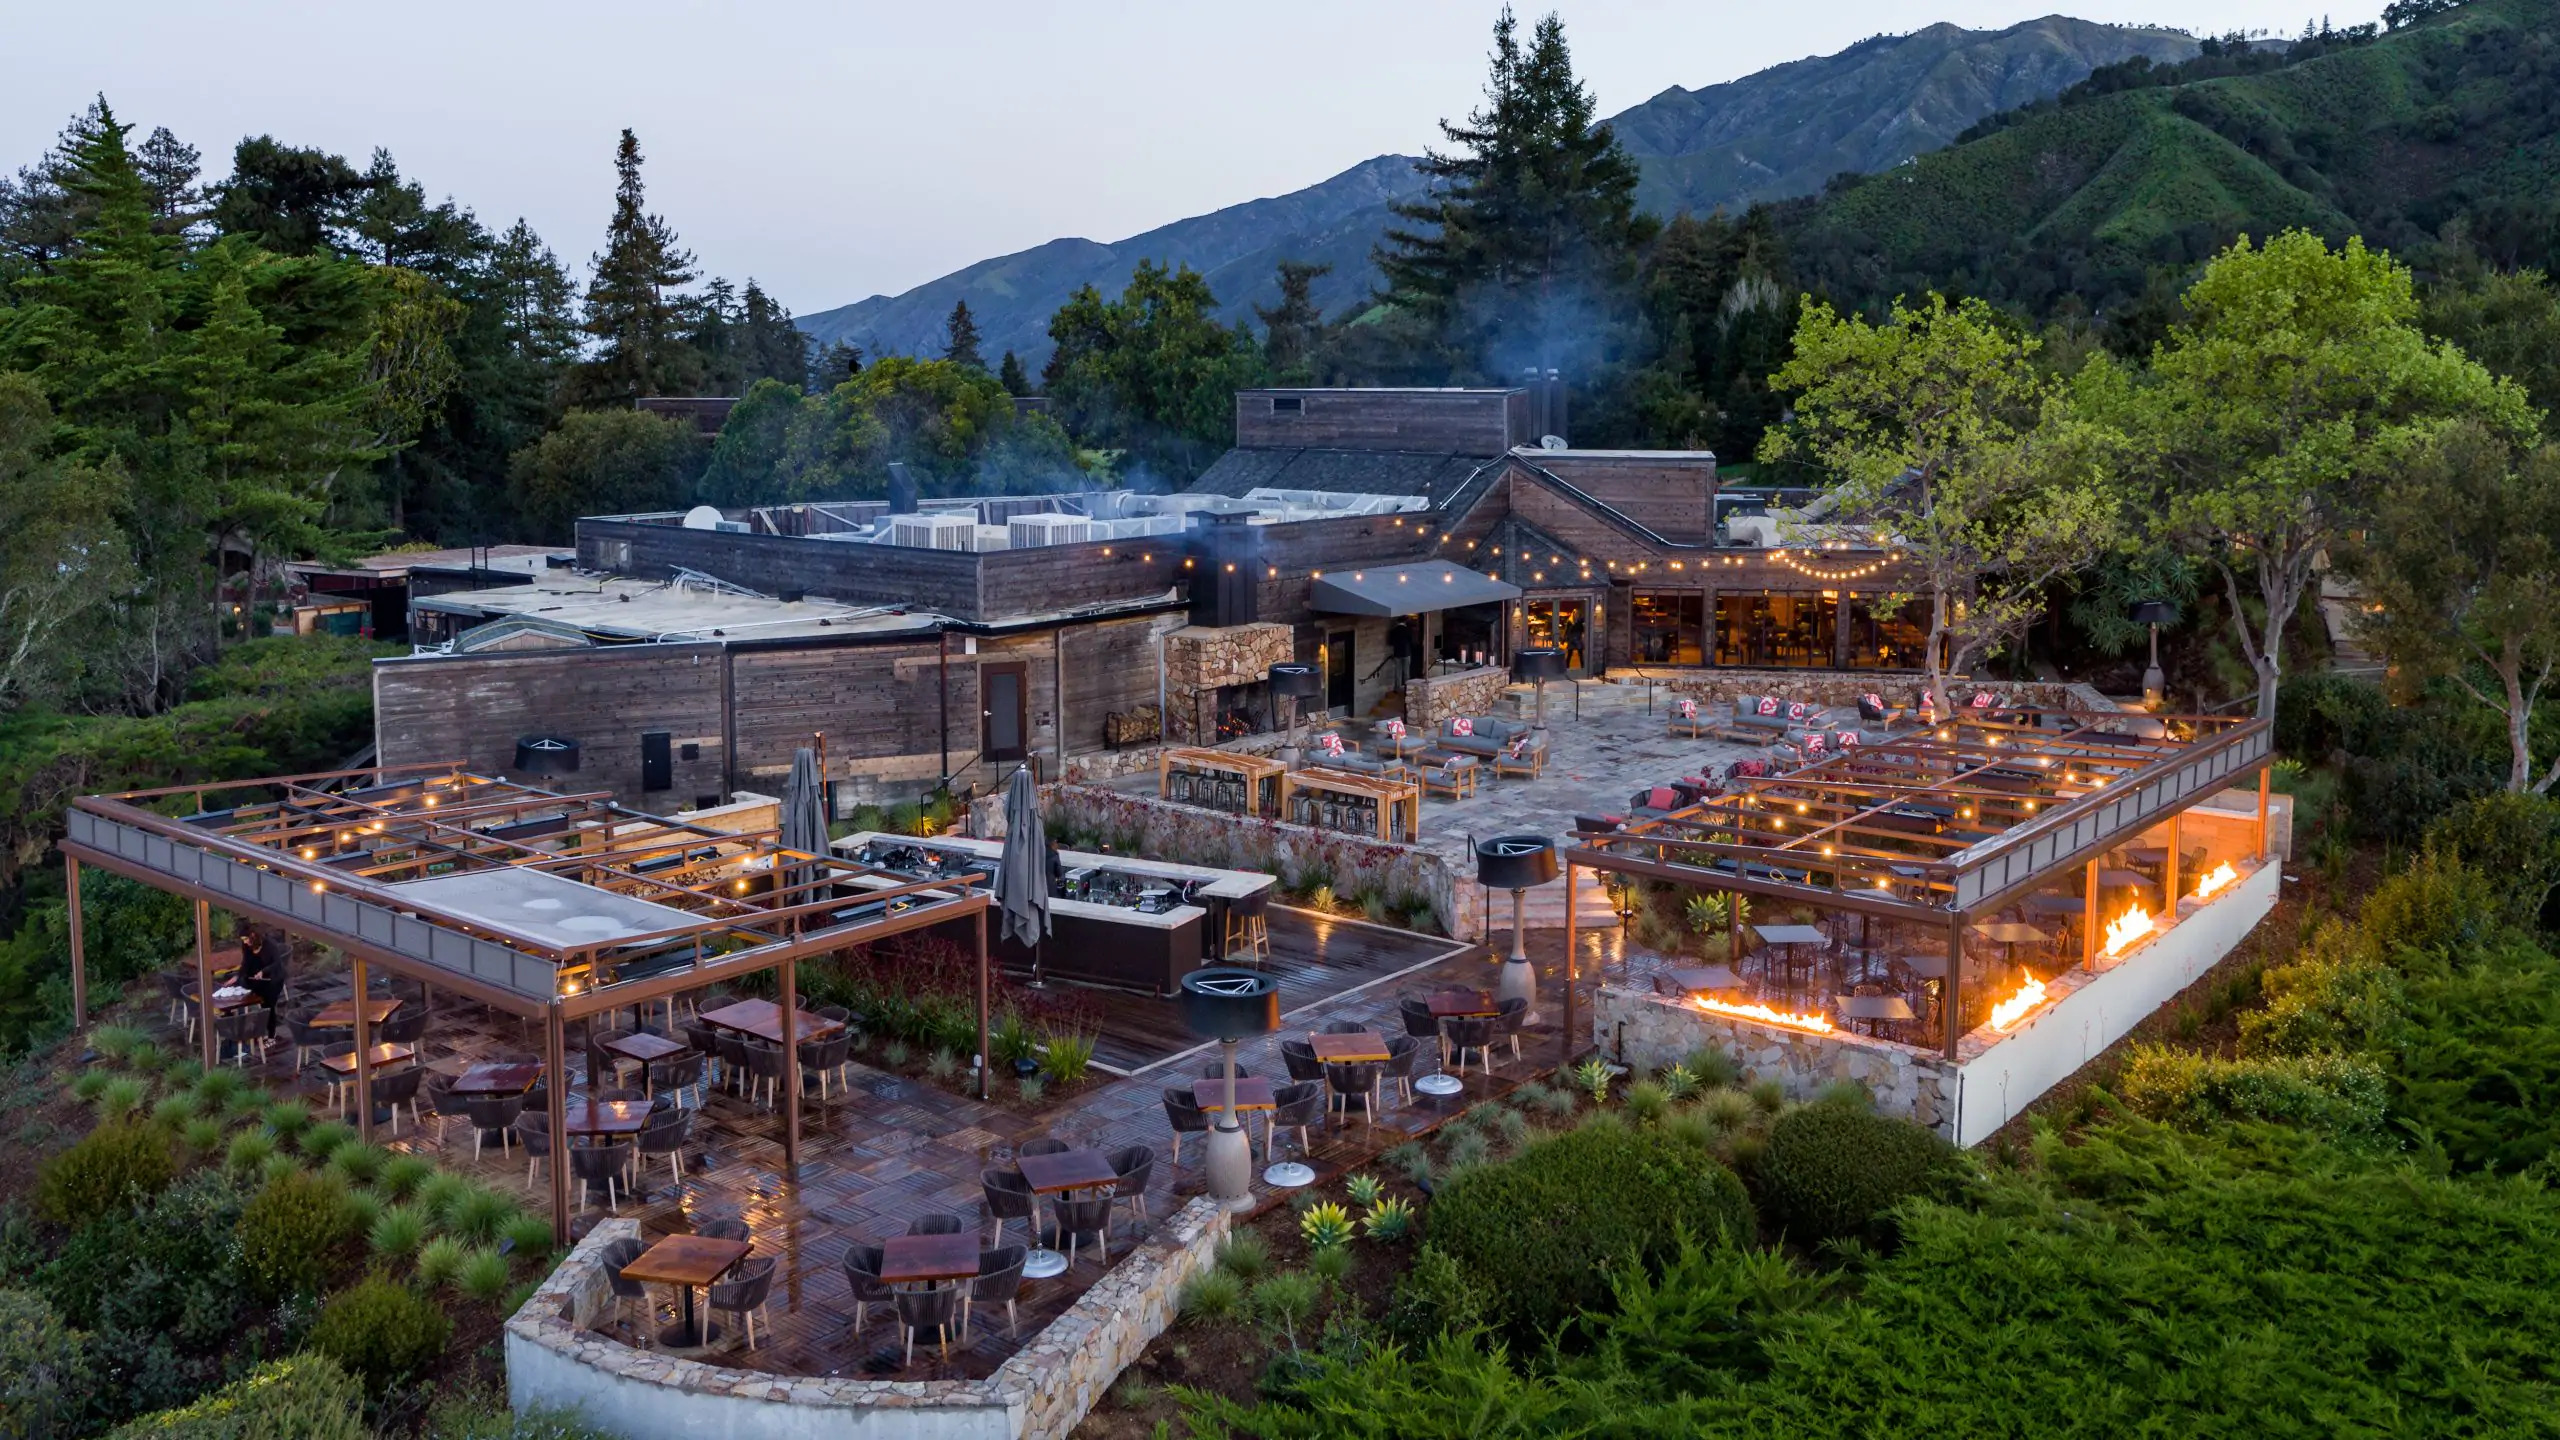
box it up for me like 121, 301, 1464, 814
1163, 622, 1296, 745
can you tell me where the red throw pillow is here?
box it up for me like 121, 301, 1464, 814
1646, 786, 1678, 809
1970, 691, 1995, 708
1803, 734, 1826, 756
1756, 696, 1779, 715
1449, 716, 1474, 737
1677, 697, 1697, 718
1862, 692, 1883, 709
1839, 730, 1861, 747
1787, 701, 1809, 720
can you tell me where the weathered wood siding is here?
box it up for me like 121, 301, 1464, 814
1532, 454, 1718, 542
374, 645, 728, 808
1233, 390, 1527, 456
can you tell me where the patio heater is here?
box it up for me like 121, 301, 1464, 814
1268, 662, 1320, 769
512, 735, 580, 777
2131, 601, 2176, 710
1512, 646, 1567, 729
1477, 834, 1560, 1014
1180, 967, 1282, 1204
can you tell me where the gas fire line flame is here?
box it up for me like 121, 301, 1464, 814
1691, 995, 1833, 1034
2101, 902, 2154, 959
2193, 861, 2238, 902
1989, 973, 2049, 1031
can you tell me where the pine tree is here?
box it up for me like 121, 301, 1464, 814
348, 149, 485, 281
1375, 8, 1650, 378
942, 298, 984, 369
576, 128, 699, 404
489, 219, 580, 365
0, 100, 119, 276
133, 126, 204, 237
211, 135, 370, 255
997, 349, 1030, 395
1254, 260, 1331, 377
814, 338, 862, 390
739, 279, 807, 391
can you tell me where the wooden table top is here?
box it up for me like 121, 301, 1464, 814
879, 1232, 981, 1285
1308, 1031, 1391, 1063
319, 1043, 416, 1075
2098, 868, 2152, 889
1837, 994, 1917, 1021
1427, 989, 1497, 1017
1753, 925, 1832, 947
1015, 1148, 1119, 1194
1192, 1076, 1277, 1111
1970, 923, 2050, 945
311, 997, 401, 1028
604, 1032, 688, 1064
187, 986, 260, 1013
700, 998, 845, 1046
2122, 846, 2170, 866
1664, 965, 1743, 993
450, 1062, 544, 1095
620, 1234, 751, 1288
561, 1099, 652, 1135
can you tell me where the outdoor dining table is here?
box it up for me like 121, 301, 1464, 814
1015, 1148, 1119, 1280
449, 1061, 544, 1095
604, 1031, 687, 1065
1191, 1075, 1277, 1113
1752, 925, 1830, 994
1836, 993, 1917, 1037
619, 1233, 751, 1348
1665, 964, 1743, 994
185, 984, 259, 1015
310, 997, 401, 1029
1427, 989, 1498, 1018
1307, 1031, 1391, 1064
879, 1232, 981, 1287
320, 1043, 416, 1116
1971, 922, 2051, 972
560, 1098, 652, 1137
699, 998, 845, 1046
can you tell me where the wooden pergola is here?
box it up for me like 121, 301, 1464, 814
60, 760, 993, 1242
1555, 710, 2273, 1058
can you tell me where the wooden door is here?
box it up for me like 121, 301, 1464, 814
1324, 632, 1355, 712
982, 662, 1029, 762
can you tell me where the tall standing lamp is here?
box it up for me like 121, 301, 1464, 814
1477, 834, 1560, 1014
1268, 663, 1320, 769
1512, 646, 1567, 729
2130, 601, 2177, 710
1180, 968, 1281, 1204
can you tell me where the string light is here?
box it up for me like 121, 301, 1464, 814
1767, 546, 1899, 583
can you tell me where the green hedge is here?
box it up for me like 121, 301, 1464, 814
305, 1278, 450, 1395
1427, 1119, 1754, 1338
237, 1171, 352, 1301
103, 1356, 366, 1440
1756, 1098, 1963, 1246
0, 1286, 89, 1438
35, 1121, 174, 1224
2116, 1046, 2391, 1147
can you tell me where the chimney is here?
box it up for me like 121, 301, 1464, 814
887, 462, 919, 515
1544, 369, 1568, 448
1520, 367, 1547, 447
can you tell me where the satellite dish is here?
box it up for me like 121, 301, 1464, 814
1540, 434, 1567, 450
681, 504, 725, 530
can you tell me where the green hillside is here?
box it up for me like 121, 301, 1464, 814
1789, 0, 2560, 313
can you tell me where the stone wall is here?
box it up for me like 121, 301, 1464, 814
1162, 623, 1295, 745
505, 1199, 1232, 1440
1595, 989, 1962, 1138
1405, 666, 1513, 728
1647, 672, 2116, 716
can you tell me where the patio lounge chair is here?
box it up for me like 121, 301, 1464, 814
1416, 751, 1478, 799
1668, 696, 1709, 738
1434, 715, 1530, 761
1723, 697, 1794, 741
1490, 728, 1549, 780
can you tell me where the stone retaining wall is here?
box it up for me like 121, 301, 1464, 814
1645, 671, 2117, 715
1404, 666, 1512, 728
1163, 623, 1295, 745
505, 1198, 1232, 1440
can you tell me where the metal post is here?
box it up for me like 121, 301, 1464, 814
2083, 859, 2100, 967
780, 960, 801, 1172
352, 958, 374, 1144
2257, 768, 2271, 861
65, 858, 85, 1031
195, 901, 217, 1070
1941, 913, 1964, 1060
1561, 860, 1578, 1068
975, 905, 991, 1101
545, 1006, 571, 1244
2166, 813, 2182, 916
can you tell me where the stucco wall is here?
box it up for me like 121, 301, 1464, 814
506, 1198, 1232, 1440
1599, 989, 1963, 1138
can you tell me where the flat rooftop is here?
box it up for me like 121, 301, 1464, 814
412, 575, 940, 644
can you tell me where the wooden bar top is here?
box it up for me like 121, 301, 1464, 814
620, 1234, 751, 1288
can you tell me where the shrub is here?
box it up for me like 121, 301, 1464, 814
305, 1278, 451, 1393
2358, 854, 2506, 957
1299, 1202, 1355, 1249
1428, 1121, 1754, 1336
1214, 1230, 1270, 1281
501, 1212, 558, 1258
1307, 1243, 1355, 1285
1251, 1272, 1321, 1349
151, 1093, 199, 1129
376, 1154, 435, 1202
237, 1170, 351, 1300
456, 1247, 513, 1303
414, 1237, 467, 1288
1362, 1196, 1415, 1242
94, 1075, 148, 1117
1343, 1173, 1385, 1207
1179, 1267, 1243, 1321
2391, 940, 2560, 1171
1758, 1097, 1964, 1247
298, 1120, 357, 1163
260, 1100, 312, 1138
1041, 1030, 1096, 1086
101, 1355, 367, 1440
1380, 1245, 1486, 1347
370, 1205, 429, 1260
444, 1186, 517, 1245
224, 1128, 276, 1175
415, 1171, 471, 1222
38, 1122, 175, 1222
2422, 792, 2560, 929
325, 1141, 388, 1187
2117, 1046, 2392, 1147
0, 1287, 90, 1437
2241, 930, 2406, 1057
179, 1118, 223, 1153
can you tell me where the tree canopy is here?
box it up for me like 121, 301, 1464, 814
1042, 260, 1263, 483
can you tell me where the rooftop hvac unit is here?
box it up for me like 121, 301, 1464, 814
1009, 512, 1100, 547
888, 513, 978, 550
970, 525, 1011, 552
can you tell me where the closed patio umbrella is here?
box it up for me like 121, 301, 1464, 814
993, 765, 1051, 985
780, 747, 827, 904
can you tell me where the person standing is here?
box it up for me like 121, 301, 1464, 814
236, 926, 285, 1035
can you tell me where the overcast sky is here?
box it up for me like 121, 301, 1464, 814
12, 1, 2373, 317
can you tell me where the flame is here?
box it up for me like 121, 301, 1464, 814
2193, 862, 2238, 902
2100, 902, 2153, 958
1692, 995, 1833, 1034
1989, 973, 2049, 1031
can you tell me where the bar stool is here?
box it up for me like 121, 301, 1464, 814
1224, 895, 1270, 966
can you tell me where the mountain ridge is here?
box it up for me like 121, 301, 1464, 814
799, 15, 2197, 367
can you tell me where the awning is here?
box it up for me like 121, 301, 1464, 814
1309, 561, 1521, 617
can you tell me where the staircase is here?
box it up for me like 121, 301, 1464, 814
2319, 574, 2386, 679
1509, 867, 1618, 929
